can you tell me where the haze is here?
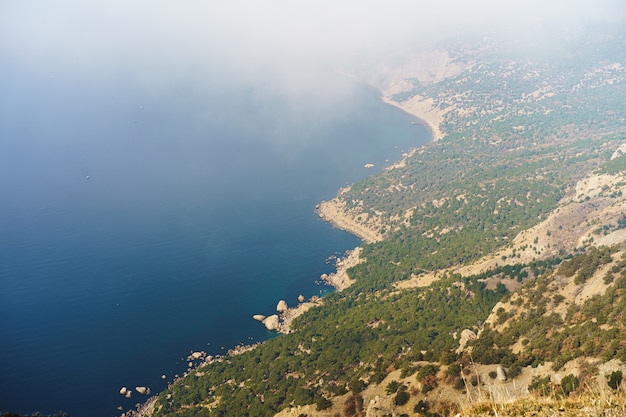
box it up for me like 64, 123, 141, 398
2, 1, 624, 89
1, 0, 625, 163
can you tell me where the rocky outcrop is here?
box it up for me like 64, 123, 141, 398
187, 351, 206, 361
366, 395, 394, 417
456, 329, 477, 353
262, 314, 280, 330
253, 314, 266, 321
276, 300, 288, 312
496, 366, 507, 382
611, 143, 626, 160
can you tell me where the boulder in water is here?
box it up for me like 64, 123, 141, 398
190, 351, 204, 360
252, 314, 266, 321
263, 314, 280, 330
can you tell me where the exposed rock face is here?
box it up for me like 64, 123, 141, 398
456, 329, 477, 353
611, 143, 626, 160
298, 294, 304, 303
262, 314, 280, 330
276, 300, 288, 312
366, 395, 393, 417
496, 366, 507, 382
119, 387, 127, 395
252, 314, 266, 321
188, 351, 205, 361
135, 386, 150, 394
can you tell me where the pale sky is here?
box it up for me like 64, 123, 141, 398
2, 1, 624, 75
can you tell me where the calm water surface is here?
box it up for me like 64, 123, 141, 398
0, 72, 430, 415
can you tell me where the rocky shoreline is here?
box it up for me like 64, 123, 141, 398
127, 247, 364, 417
252, 246, 364, 334
317, 192, 383, 244
126, 93, 429, 417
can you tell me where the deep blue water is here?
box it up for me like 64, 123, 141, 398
0, 71, 430, 416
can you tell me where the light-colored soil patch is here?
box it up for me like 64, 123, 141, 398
394, 271, 441, 290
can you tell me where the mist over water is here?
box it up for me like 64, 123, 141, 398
0, 68, 430, 415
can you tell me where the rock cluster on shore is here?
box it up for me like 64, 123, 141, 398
252, 249, 363, 334
262, 314, 280, 330
276, 299, 288, 312
119, 385, 151, 398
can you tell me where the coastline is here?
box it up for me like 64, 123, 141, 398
261, 246, 365, 335
319, 246, 364, 291
133, 89, 434, 417
317, 192, 383, 244
380, 95, 444, 141
316, 94, 439, 244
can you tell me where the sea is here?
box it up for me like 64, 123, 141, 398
0, 69, 431, 416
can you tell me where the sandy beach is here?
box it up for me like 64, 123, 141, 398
380, 95, 444, 141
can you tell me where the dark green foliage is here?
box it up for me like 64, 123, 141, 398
316, 396, 332, 411
385, 380, 401, 394
607, 370, 623, 390
394, 390, 410, 406
447, 363, 461, 378
414, 400, 430, 415
350, 378, 366, 394
558, 246, 615, 285
418, 364, 440, 379
560, 374, 579, 397
529, 376, 552, 396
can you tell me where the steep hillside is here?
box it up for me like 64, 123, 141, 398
138, 25, 626, 417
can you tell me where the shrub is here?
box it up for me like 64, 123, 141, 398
529, 376, 552, 396
386, 380, 401, 394
560, 374, 579, 397
414, 400, 430, 415
607, 370, 623, 390
315, 396, 332, 411
394, 390, 410, 406
447, 362, 461, 378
